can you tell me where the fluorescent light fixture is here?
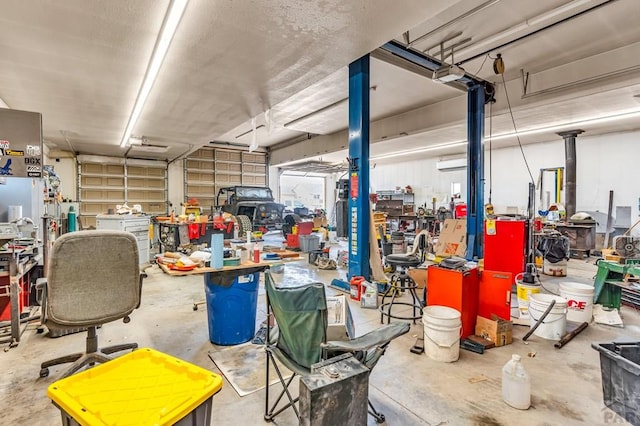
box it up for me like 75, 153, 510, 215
454, 0, 591, 59
489, 109, 640, 141
371, 141, 467, 160
119, 0, 188, 147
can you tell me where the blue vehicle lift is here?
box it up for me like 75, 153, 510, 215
348, 41, 494, 275
348, 55, 371, 279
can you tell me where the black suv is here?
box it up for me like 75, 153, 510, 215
217, 186, 285, 234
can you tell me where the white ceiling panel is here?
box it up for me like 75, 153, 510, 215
0, 0, 638, 165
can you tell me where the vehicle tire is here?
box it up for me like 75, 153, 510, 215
284, 214, 301, 225
282, 214, 300, 235
236, 215, 252, 238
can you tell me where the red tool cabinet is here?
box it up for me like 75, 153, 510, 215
484, 219, 527, 284
426, 265, 479, 338
478, 270, 512, 320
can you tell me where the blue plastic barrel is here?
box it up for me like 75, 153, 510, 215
204, 272, 259, 345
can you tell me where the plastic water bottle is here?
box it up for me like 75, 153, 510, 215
502, 354, 530, 409
67, 206, 77, 232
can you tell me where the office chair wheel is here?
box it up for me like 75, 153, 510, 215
40, 367, 49, 378
264, 414, 274, 422
193, 304, 198, 311
375, 414, 385, 423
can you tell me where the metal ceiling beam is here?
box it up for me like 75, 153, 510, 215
407, 0, 501, 48
378, 40, 492, 91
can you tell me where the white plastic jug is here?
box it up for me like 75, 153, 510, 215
502, 354, 530, 410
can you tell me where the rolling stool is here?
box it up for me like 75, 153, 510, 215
380, 254, 423, 324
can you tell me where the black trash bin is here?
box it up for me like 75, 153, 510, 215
592, 342, 640, 425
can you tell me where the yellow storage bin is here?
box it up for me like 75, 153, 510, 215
47, 348, 223, 426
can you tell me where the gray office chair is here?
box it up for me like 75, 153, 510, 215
38, 230, 144, 378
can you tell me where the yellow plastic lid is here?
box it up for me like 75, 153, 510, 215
47, 348, 223, 426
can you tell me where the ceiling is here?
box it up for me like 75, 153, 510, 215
1, 0, 639, 168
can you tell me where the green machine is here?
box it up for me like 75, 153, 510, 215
594, 260, 640, 309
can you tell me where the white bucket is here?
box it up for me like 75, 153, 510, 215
528, 293, 567, 340
559, 282, 595, 323
423, 306, 462, 363
543, 259, 567, 277
515, 275, 541, 320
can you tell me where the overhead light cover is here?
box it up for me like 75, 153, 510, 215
119, 0, 188, 147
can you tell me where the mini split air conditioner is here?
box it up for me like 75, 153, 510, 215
436, 158, 467, 171
432, 64, 466, 83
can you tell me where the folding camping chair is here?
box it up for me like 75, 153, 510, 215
263, 271, 410, 423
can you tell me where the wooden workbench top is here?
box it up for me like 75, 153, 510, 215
158, 260, 270, 276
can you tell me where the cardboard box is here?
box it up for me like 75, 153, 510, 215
326, 295, 355, 341
408, 268, 427, 289
475, 315, 512, 347
313, 217, 328, 228
434, 219, 466, 257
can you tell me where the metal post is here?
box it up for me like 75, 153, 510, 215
9, 249, 20, 343
558, 129, 583, 218
348, 55, 371, 280
465, 84, 485, 260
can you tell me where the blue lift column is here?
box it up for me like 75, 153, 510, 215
348, 55, 371, 280
466, 84, 485, 260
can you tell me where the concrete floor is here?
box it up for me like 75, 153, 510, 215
1, 237, 639, 425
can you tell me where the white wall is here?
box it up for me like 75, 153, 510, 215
488, 131, 640, 223
370, 129, 640, 234
370, 157, 467, 209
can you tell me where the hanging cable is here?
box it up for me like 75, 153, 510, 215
488, 99, 493, 204
499, 72, 535, 185
473, 53, 490, 76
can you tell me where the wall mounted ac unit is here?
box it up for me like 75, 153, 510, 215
436, 158, 467, 171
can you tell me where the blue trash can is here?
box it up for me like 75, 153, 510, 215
204, 272, 259, 345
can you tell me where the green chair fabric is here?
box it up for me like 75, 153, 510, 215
265, 273, 327, 370
264, 271, 410, 423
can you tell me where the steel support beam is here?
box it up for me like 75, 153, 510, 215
558, 129, 583, 218
377, 40, 492, 260
466, 84, 485, 260
378, 40, 491, 90
348, 55, 371, 279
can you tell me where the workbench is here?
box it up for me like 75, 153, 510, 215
158, 260, 270, 276
553, 221, 596, 257
155, 221, 233, 252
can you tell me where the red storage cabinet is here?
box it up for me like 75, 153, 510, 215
478, 270, 512, 320
484, 219, 527, 284
426, 265, 479, 338
0, 271, 30, 322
